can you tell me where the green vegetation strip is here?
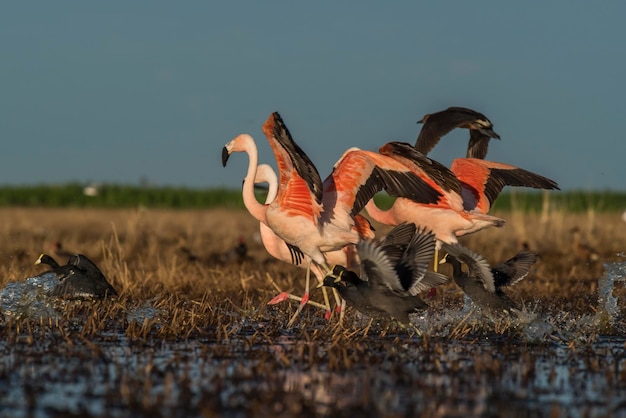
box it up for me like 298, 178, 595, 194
0, 184, 624, 212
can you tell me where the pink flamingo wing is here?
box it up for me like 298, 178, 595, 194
262, 112, 323, 205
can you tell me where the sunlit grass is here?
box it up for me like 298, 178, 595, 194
0, 206, 624, 343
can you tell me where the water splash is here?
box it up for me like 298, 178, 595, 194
597, 260, 626, 323
126, 301, 167, 326
0, 273, 61, 320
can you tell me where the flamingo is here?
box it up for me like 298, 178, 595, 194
440, 243, 538, 314
222, 112, 442, 325
367, 142, 559, 264
415, 106, 501, 159
253, 163, 358, 318
365, 142, 506, 268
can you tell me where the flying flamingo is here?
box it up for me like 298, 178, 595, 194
366, 142, 558, 271
365, 142, 506, 266
222, 112, 442, 325
253, 163, 358, 318
415, 106, 501, 159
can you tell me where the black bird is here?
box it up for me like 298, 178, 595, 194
35, 253, 76, 278
35, 253, 117, 299
323, 223, 449, 324
440, 244, 537, 313
415, 106, 500, 159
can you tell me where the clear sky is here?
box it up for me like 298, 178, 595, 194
1, 2, 624, 190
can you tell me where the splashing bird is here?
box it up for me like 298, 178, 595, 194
440, 244, 537, 313
323, 223, 449, 325
35, 253, 117, 299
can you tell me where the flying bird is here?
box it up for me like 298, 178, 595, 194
415, 106, 500, 159
323, 223, 449, 325
440, 244, 537, 313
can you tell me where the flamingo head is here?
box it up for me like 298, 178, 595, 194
222, 134, 254, 167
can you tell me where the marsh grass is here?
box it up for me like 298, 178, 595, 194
1, 206, 625, 341
1, 207, 626, 416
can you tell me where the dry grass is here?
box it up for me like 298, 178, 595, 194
0, 206, 625, 341
1, 207, 626, 416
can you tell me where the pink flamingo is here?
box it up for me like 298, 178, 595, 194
222, 112, 442, 325
366, 142, 505, 254
366, 142, 559, 271
253, 163, 358, 318
374, 141, 559, 227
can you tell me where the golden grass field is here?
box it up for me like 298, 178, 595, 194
1, 207, 626, 417
1, 206, 625, 333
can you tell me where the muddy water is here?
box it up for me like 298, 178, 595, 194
1, 323, 625, 417
0, 263, 625, 417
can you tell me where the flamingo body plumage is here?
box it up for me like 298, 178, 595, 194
365, 141, 505, 246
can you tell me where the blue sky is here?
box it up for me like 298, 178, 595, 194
1, 2, 624, 190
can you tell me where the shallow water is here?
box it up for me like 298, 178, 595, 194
0, 262, 625, 417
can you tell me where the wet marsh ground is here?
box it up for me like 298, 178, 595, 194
1, 207, 626, 417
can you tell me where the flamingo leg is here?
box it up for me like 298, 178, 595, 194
339, 298, 346, 324
267, 292, 328, 310
287, 262, 312, 326
321, 286, 332, 320
332, 288, 343, 314
433, 246, 439, 273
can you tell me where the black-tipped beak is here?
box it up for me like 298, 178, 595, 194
221, 147, 230, 167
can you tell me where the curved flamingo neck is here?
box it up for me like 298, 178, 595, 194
238, 135, 268, 225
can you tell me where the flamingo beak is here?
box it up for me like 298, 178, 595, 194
221, 147, 231, 167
